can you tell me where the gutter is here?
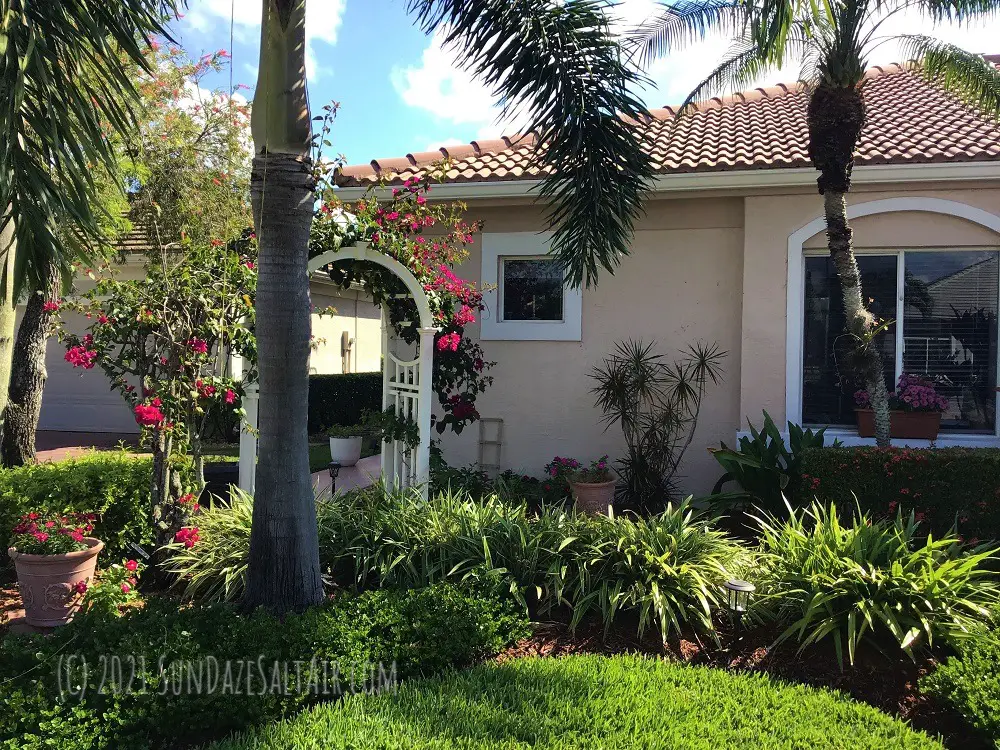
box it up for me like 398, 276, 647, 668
334, 161, 1000, 202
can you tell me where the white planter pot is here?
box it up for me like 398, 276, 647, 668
329, 436, 363, 467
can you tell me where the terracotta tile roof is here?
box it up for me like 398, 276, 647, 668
336, 62, 1000, 188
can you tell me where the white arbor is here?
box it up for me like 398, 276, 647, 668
238, 243, 437, 496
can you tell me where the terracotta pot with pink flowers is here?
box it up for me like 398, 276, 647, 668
569, 456, 616, 516
854, 374, 948, 440
7, 512, 103, 627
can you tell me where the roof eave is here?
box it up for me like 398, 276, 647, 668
334, 161, 1000, 202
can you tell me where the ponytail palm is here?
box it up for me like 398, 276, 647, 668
629, 0, 1000, 446
246, 0, 654, 613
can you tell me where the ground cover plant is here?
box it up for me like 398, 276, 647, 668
752, 501, 999, 666
921, 624, 1000, 747
798, 447, 1000, 541
163, 484, 745, 641
0, 583, 527, 750
209, 654, 944, 749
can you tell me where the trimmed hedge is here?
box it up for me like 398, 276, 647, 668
0, 583, 529, 750
308, 372, 381, 434
0, 452, 152, 572
798, 447, 1000, 541
921, 632, 1000, 746
212, 654, 944, 749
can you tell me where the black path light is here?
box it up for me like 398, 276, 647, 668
327, 461, 341, 491
723, 578, 755, 629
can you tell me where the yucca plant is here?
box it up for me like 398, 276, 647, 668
751, 500, 1000, 667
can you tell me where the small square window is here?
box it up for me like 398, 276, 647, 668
501, 258, 564, 322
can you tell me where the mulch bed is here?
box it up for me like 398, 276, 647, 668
498, 613, 985, 750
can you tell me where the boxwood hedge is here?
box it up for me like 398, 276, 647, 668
308, 372, 381, 434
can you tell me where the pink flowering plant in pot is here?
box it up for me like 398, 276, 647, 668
854, 374, 948, 439
8, 512, 103, 627
568, 455, 616, 516
311, 175, 494, 440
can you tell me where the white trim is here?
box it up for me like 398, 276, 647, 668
480, 232, 583, 341
785, 197, 1000, 425
737, 428, 1000, 449
336, 161, 1000, 201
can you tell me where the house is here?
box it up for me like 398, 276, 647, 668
335, 61, 1000, 495
38, 244, 383, 436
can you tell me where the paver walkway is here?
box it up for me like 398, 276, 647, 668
311, 454, 381, 495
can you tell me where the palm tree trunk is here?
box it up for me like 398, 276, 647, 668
1, 261, 59, 465
242, 0, 323, 614
0, 221, 17, 436
809, 85, 891, 447
822, 191, 892, 445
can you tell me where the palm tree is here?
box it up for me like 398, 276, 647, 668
628, 0, 1000, 446
0, 2, 174, 435
245, 0, 655, 613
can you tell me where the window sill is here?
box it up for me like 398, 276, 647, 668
736, 429, 1000, 449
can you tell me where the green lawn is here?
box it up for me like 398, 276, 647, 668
210, 654, 943, 750
131, 441, 359, 474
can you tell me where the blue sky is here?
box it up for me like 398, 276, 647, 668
174, 1, 1000, 169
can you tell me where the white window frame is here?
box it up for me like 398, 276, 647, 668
480, 232, 582, 341
784, 197, 1000, 447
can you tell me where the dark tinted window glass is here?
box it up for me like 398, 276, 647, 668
502, 259, 564, 321
802, 255, 897, 426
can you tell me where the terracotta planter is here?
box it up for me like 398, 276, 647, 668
8, 537, 103, 627
329, 436, 363, 467
570, 479, 616, 516
855, 409, 942, 440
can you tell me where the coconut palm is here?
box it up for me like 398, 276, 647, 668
628, 0, 1000, 446
246, 0, 655, 612
0, 2, 174, 437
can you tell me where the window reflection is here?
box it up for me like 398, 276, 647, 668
502, 258, 564, 322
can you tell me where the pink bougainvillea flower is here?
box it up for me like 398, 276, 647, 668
187, 337, 209, 354
224, 388, 236, 404
42, 300, 60, 312
134, 403, 165, 427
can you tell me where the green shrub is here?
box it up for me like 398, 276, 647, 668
0, 583, 528, 750
921, 632, 1000, 746
752, 501, 1000, 666
0, 452, 152, 573
165, 484, 745, 641
308, 372, 381, 434
798, 447, 1000, 540
211, 654, 943, 750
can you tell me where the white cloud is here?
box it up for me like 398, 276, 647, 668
184, 0, 345, 81
423, 138, 465, 152
394, 0, 1000, 126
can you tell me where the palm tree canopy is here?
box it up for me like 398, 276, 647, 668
0, 1, 176, 296
407, 0, 656, 288
627, 0, 1000, 118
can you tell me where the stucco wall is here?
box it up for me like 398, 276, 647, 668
438, 198, 745, 497
309, 282, 382, 375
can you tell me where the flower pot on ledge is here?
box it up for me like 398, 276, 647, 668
855, 409, 942, 440
570, 480, 616, 516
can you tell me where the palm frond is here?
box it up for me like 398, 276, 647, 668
916, 0, 1000, 24
623, 0, 750, 70
407, 0, 655, 287
677, 38, 781, 111
897, 35, 1000, 120
0, 2, 177, 296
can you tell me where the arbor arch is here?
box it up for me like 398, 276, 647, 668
240, 243, 438, 496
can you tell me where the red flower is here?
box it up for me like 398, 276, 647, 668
188, 337, 209, 354
74, 581, 88, 594
42, 300, 60, 312
224, 388, 236, 404
125, 559, 138, 571
120, 583, 131, 594
134, 403, 165, 427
